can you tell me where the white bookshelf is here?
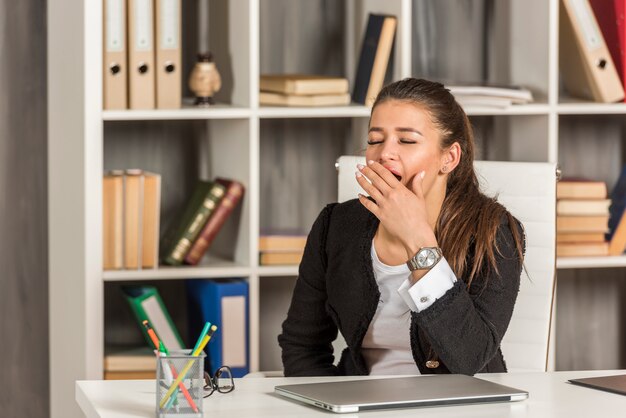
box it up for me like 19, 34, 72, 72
49, 1, 626, 417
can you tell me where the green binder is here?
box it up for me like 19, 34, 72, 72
121, 285, 185, 350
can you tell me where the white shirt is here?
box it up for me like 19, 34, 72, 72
361, 241, 457, 375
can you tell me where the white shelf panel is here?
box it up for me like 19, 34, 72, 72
103, 104, 252, 121
463, 103, 551, 116
103, 257, 251, 281
258, 266, 299, 277
557, 99, 626, 115
257, 104, 371, 119
556, 256, 626, 269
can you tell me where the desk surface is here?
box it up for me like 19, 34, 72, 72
76, 370, 626, 418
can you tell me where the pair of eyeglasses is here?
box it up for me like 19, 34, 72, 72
203, 365, 235, 398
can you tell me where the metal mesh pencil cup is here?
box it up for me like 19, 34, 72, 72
156, 350, 206, 418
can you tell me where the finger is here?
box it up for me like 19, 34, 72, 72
411, 171, 426, 197
358, 163, 392, 195
358, 193, 380, 218
367, 160, 400, 188
355, 171, 384, 202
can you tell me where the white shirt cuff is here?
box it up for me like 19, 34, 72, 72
397, 257, 457, 312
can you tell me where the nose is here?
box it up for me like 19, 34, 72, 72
379, 139, 399, 161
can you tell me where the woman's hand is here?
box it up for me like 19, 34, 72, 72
356, 160, 438, 257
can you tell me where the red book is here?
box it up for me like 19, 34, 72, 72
184, 178, 245, 265
589, 0, 626, 102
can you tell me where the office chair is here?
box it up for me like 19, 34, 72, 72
336, 156, 557, 372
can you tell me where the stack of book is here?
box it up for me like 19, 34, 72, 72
259, 75, 351, 107
556, 179, 610, 257
103, 169, 161, 270
160, 178, 245, 266
447, 84, 534, 108
103, 346, 155, 380
258, 232, 307, 266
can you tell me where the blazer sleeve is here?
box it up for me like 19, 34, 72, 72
413, 216, 525, 375
278, 203, 340, 376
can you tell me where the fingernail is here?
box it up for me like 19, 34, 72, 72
357, 164, 365, 170
355, 171, 363, 178
420, 171, 426, 179
368, 160, 374, 165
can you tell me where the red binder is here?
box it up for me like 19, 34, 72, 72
589, 0, 626, 102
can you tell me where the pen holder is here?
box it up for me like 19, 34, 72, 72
156, 350, 206, 418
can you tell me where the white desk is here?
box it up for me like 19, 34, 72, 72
76, 370, 626, 418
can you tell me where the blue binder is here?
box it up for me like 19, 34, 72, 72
186, 278, 249, 377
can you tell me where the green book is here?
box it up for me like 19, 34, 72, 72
121, 285, 184, 350
161, 180, 226, 265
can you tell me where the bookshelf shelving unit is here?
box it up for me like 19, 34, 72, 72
48, 1, 626, 417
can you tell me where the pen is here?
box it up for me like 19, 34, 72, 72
142, 320, 161, 349
192, 321, 212, 353
159, 325, 218, 408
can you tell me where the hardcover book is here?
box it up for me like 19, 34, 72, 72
260, 74, 349, 95
259, 91, 351, 107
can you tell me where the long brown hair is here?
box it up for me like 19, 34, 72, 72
371, 78, 524, 287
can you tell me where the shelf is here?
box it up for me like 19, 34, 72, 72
558, 98, 626, 115
103, 256, 251, 281
102, 103, 252, 121
556, 256, 626, 269
257, 104, 371, 119
258, 266, 299, 277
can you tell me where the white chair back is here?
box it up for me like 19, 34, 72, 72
336, 156, 557, 372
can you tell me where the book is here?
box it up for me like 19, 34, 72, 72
186, 279, 249, 377
141, 172, 161, 268
556, 199, 611, 215
447, 83, 534, 103
259, 251, 304, 265
123, 169, 144, 269
352, 14, 397, 106
556, 180, 608, 199
258, 234, 307, 252
560, 0, 624, 102
104, 346, 155, 372
557, 232, 607, 243
184, 178, 245, 265
589, 0, 626, 103
607, 165, 626, 255
556, 215, 609, 233
260, 74, 349, 95
103, 171, 124, 270
259, 91, 351, 107
557, 242, 609, 257
161, 180, 226, 265
104, 370, 155, 380
121, 285, 184, 350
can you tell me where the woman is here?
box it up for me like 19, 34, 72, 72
278, 78, 525, 377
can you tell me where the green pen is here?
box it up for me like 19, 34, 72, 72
192, 322, 212, 354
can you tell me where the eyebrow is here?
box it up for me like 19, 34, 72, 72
368, 127, 424, 136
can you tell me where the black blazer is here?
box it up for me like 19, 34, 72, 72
278, 199, 524, 376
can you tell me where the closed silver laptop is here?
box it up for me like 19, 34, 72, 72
275, 375, 528, 413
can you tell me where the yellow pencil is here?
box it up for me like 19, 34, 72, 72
159, 325, 217, 409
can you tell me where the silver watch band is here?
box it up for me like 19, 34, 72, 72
406, 247, 443, 271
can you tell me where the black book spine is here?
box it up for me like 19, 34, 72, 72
352, 14, 385, 104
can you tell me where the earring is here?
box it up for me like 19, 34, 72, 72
441, 166, 448, 173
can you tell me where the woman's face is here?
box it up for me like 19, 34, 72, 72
365, 100, 447, 196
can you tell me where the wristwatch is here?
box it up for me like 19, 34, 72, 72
406, 247, 443, 271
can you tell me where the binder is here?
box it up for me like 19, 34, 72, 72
123, 170, 144, 269
103, 0, 128, 109
155, 0, 182, 109
103, 171, 124, 270
186, 279, 249, 377
560, 0, 624, 102
589, 0, 626, 102
141, 172, 161, 268
121, 285, 184, 350
128, 0, 156, 109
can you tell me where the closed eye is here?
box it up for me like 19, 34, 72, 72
400, 139, 417, 144
367, 140, 383, 145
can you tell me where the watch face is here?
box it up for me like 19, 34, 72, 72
417, 248, 437, 268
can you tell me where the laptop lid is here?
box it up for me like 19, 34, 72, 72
274, 375, 528, 413
569, 374, 626, 396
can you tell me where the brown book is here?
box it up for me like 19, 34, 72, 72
103, 171, 124, 270
104, 347, 156, 372
556, 199, 611, 215
556, 215, 609, 233
259, 91, 351, 107
556, 232, 607, 243
557, 242, 609, 257
124, 169, 144, 269
260, 74, 349, 95
259, 251, 304, 266
141, 172, 161, 268
556, 180, 607, 199
258, 234, 307, 252
184, 178, 245, 265
104, 370, 155, 380
608, 208, 626, 255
